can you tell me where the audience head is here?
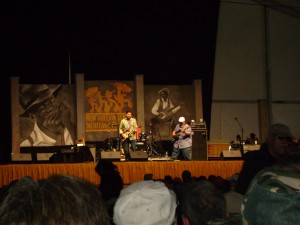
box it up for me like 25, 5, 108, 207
179, 180, 227, 225
181, 170, 192, 183
0, 175, 110, 225
267, 123, 294, 158
113, 180, 177, 225
143, 173, 153, 180
95, 159, 119, 176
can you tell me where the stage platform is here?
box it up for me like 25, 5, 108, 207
0, 160, 243, 188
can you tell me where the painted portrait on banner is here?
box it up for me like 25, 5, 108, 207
84, 80, 135, 141
19, 84, 76, 146
144, 85, 195, 141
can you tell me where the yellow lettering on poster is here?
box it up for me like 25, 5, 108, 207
85, 113, 124, 132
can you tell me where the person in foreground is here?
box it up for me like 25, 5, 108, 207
170, 116, 192, 160
113, 180, 177, 225
95, 159, 124, 220
0, 175, 110, 225
119, 110, 138, 161
235, 123, 294, 195
242, 149, 300, 225
178, 180, 241, 225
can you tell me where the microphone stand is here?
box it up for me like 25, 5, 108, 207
234, 118, 244, 157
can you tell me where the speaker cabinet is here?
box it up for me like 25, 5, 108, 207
130, 151, 148, 161
136, 141, 145, 151
220, 150, 242, 160
192, 129, 208, 160
100, 151, 120, 161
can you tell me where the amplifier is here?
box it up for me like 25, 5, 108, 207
136, 141, 145, 151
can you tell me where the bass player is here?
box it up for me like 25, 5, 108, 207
170, 116, 193, 160
119, 110, 138, 161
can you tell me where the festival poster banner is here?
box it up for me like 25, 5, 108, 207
84, 81, 134, 138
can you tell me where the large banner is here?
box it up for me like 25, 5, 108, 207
84, 80, 135, 141
19, 84, 76, 147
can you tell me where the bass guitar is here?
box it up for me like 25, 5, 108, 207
171, 126, 190, 143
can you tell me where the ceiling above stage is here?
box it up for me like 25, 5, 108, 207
251, 0, 300, 19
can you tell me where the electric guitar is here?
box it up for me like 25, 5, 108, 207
120, 126, 133, 142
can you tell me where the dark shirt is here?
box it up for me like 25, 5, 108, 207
235, 143, 276, 195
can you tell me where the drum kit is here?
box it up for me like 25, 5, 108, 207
137, 131, 160, 156
104, 131, 160, 156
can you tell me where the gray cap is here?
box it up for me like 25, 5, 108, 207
269, 123, 293, 138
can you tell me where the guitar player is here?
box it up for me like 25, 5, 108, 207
119, 110, 138, 161
170, 116, 193, 160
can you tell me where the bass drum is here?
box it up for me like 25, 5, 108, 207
138, 133, 148, 142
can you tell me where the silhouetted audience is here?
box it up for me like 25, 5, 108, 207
95, 159, 124, 221
181, 170, 193, 183
178, 180, 240, 225
245, 132, 259, 145
0, 175, 110, 225
113, 180, 177, 225
164, 175, 175, 190
235, 123, 294, 195
143, 173, 153, 180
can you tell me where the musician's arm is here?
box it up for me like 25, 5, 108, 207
183, 126, 192, 135
172, 130, 177, 136
172, 125, 180, 136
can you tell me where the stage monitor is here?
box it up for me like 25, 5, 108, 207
49, 146, 94, 163
220, 150, 242, 160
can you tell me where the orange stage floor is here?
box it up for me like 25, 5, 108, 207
0, 160, 243, 187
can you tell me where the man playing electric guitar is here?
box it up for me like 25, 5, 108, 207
170, 116, 193, 160
119, 110, 138, 161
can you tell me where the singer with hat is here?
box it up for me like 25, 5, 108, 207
170, 116, 193, 160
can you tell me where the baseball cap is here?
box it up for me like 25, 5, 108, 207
178, 117, 185, 122
269, 123, 293, 138
113, 180, 177, 225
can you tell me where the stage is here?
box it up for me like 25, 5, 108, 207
0, 160, 243, 188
